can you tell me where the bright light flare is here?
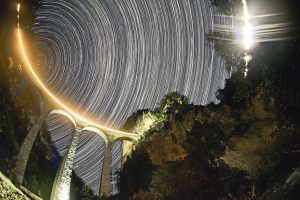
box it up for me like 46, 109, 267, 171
17, 3, 20, 12
244, 23, 252, 50
242, 0, 252, 50
244, 55, 250, 62
17, 4, 137, 136
244, 67, 248, 77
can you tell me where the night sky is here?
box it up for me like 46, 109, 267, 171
4, 0, 299, 198
19, 0, 232, 196
32, 0, 231, 129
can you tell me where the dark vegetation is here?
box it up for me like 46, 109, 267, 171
207, 0, 300, 131
0, 78, 16, 171
209, 0, 300, 197
118, 146, 154, 199
210, 0, 242, 15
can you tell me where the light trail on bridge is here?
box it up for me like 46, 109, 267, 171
18, 6, 136, 136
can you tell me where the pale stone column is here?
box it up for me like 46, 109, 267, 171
14, 108, 49, 184
10, 78, 27, 102
50, 155, 64, 199
50, 126, 81, 200
100, 140, 112, 197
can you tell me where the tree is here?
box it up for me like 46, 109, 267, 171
185, 121, 226, 166
260, 40, 300, 129
119, 146, 154, 198
210, 0, 243, 15
206, 31, 244, 70
216, 65, 254, 107
158, 92, 192, 119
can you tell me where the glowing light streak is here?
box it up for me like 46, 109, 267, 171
17, 4, 137, 136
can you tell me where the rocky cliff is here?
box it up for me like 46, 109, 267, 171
0, 173, 29, 200
119, 91, 299, 199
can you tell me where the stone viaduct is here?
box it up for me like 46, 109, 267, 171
11, 79, 138, 199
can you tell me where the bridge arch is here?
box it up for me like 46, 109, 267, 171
48, 109, 76, 127
46, 109, 77, 157
82, 127, 108, 147
113, 136, 137, 144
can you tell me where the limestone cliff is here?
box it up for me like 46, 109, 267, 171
143, 111, 194, 166
128, 90, 277, 172
0, 173, 30, 200
120, 91, 298, 199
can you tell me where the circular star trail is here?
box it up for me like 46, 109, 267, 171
32, 0, 230, 129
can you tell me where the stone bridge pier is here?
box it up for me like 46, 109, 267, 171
49, 116, 137, 199
99, 132, 137, 196
10, 79, 28, 103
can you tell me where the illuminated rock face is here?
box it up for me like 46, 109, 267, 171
129, 90, 277, 170
55, 127, 81, 200
144, 111, 195, 166
121, 91, 281, 199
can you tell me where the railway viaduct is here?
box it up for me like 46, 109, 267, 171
11, 79, 138, 199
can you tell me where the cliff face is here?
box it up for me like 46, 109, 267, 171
134, 90, 277, 172
120, 91, 295, 199
0, 173, 30, 200
143, 111, 194, 166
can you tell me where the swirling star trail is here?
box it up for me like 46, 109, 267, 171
32, 0, 231, 129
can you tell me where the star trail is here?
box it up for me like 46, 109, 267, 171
23, 0, 232, 196
32, 0, 231, 129
73, 130, 106, 195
